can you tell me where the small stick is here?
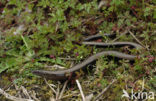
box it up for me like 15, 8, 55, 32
0, 88, 33, 101
44, 78, 57, 94
94, 79, 116, 101
112, 30, 128, 42
142, 77, 145, 91
30, 91, 40, 101
98, 0, 108, 9
44, 64, 65, 69
56, 82, 60, 100
21, 86, 32, 99
128, 30, 148, 50
14, 84, 22, 98
55, 21, 59, 32
58, 80, 68, 99
61, 93, 77, 99
58, 62, 73, 100
59, 57, 77, 61
76, 79, 86, 101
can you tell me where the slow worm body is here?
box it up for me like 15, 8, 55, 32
32, 34, 143, 80
32, 51, 138, 80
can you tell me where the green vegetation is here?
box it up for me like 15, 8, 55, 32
0, 0, 155, 100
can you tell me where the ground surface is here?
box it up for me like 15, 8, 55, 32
0, 0, 156, 101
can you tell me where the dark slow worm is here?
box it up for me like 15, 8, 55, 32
82, 42, 142, 49
32, 34, 143, 80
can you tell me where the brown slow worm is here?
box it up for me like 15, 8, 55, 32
32, 34, 143, 80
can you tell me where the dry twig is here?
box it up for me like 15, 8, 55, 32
44, 78, 57, 94
94, 79, 117, 101
44, 64, 65, 69
0, 88, 33, 101
56, 82, 60, 100
58, 80, 68, 99
128, 30, 148, 50
14, 84, 22, 98
76, 79, 86, 101
112, 30, 128, 42
59, 57, 77, 61
21, 86, 32, 99
30, 91, 40, 101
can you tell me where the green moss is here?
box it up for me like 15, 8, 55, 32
0, 0, 155, 100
